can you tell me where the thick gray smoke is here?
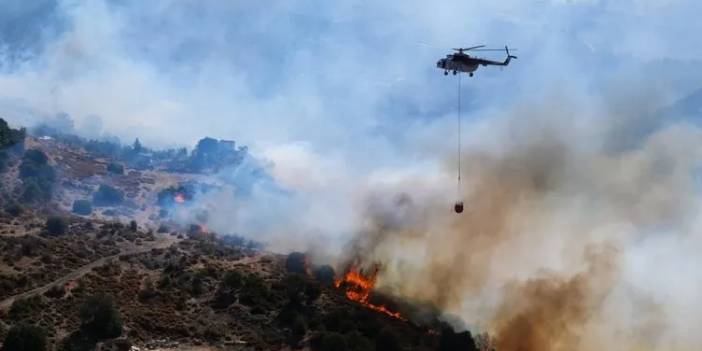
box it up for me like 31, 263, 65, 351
344, 93, 702, 350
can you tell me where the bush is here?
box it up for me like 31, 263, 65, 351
137, 279, 157, 302
106, 162, 124, 175
21, 149, 48, 165
72, 200, 93, 215
19, 236, 42, 257
305, 281, 322, 302
18, 150, 55, 203
0, 118, 25, 150
313, 265, 335, 286
92, 185, 124, 206
311, 332, 348, 351
0, 151, 7, 173
190, 275, 204, 296
1, 324, 47, 351
44, 285, 66, 299
438, 328, 479, 351
129, 220, 137, 231
283, 274, 307, 305
45, 217, 67, 236
346, 331, 373, 351
323, 310, 356, 334
286, 252, 307, 274
291, 314, 307, 336
20, 180, 43, 203
5, 203, 23, 217
239, 274, 270, 307
9, 295, 45, 319
79, 294, 123, 339
375, 328, 402, 351
222, 271, 243, 289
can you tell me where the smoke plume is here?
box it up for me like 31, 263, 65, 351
343, 94, 702, 350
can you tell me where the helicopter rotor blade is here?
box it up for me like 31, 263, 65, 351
469, 48, 519, 52
453, 45, 486, 52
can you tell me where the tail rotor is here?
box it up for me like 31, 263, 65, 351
506, 46, 517, 59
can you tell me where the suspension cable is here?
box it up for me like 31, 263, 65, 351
457, 73, 462, 197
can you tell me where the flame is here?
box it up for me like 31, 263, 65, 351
174, 193, 186, 204
334, 266, 405, 320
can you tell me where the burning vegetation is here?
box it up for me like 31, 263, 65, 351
334, 265, 406, 321
174, 193, 186, 204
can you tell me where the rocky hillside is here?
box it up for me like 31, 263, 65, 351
0, 121, 484, 351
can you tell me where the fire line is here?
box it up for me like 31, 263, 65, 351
334, 266, 406, 321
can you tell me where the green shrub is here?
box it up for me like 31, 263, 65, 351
291, 314, 307, 336
286, 252, 307, 274
239, 274, 270, 307
438, 328, 479, 351
283, 274, 307, 305
20, 180, 42, 203
137, 279, 157, 302
323, 310, 356, 334
0, 118, 25, 150
9, 295, 45, 319
305, 281, 322, 302
1, 324, 47, 351
45, 216, 67, 236
72, 200, 92, 215
157, 275, 171, 289
311, 332, 348, 351
18, 149, 55, 203
313, 265, 336, 286
79, 294, 123, 339
106, 162, 124, 175
190, 275, 204, 296
92, 185, 124, 206
0, 151, 7, 173
346, 331, 373, 351
21, 149, 48, 165
44, 285, 66, 299
4, 203, 23, 217
222, 271, 243, 289
210, 288, 236, 310
375, 328, 402, 351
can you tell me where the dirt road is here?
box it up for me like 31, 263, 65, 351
0, 234, 178, 311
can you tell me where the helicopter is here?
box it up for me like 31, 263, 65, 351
437, 45, 517, 77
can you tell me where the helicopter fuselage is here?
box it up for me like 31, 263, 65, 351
437, 56, 478, 74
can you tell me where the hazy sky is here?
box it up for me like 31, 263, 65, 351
0, 0, 700, 160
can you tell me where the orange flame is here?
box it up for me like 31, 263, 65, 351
334, 266, 405, 320
174, 193, 186, 204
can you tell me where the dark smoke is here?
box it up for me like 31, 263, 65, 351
493, 245, 619, 351
340, 93, 702, 350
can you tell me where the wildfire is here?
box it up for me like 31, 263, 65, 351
334, 266, 405, 320
174, 193, 186, 204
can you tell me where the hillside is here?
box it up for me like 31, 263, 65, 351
0, 121, 482, 351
